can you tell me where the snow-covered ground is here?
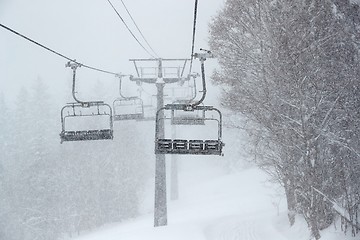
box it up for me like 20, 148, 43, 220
71, 158, 357, 240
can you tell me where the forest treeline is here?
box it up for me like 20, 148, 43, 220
0, 79, 152, 240
210, 0, 360, 239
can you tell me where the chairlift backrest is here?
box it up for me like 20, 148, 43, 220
170, 101, 206, 125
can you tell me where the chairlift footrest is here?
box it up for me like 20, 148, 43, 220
155, 139, 223, 155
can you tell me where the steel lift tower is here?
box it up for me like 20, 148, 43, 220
129, 58, 190, 227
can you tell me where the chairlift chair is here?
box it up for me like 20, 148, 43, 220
113, 97, 144, 120
112, 75, 145, 121
60, 62, 114, 143
60, 102, 114, 143
155, 49, 224, 155
155, 104, 224, 155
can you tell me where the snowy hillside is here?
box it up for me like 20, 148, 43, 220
70, 159, 356, 240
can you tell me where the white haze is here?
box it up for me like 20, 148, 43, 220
1, 1, 358, 240
0, 0, 224, 105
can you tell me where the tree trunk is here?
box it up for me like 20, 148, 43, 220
284, 179, 296, 226
309, 210, 321, 240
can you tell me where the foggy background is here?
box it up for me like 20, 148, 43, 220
0, 0, 224, 105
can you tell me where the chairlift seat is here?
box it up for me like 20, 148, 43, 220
60, 129, 113, 143
171, 117, 205, 125
113, 113, 144, 121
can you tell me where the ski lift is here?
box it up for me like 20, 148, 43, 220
154, 49, 224, 155
113, 75, 144, 121
155, 104, 224, 155
60, 62, 114, 143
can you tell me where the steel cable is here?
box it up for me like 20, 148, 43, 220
0, 23, 119, 75
119, 0, 159, 58
189, 0, 199, 75
106, 0, 156, 58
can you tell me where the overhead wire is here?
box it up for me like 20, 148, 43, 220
106, 0, 156, 58
189, 0, 199, 75
0, 23, 119, 76
119, 0, 159, 58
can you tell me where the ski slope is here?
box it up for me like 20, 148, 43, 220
71, 159, 357, 240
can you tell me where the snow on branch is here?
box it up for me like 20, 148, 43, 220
312, 187, 360, 231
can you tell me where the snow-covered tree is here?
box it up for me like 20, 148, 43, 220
209, 0, 360, 238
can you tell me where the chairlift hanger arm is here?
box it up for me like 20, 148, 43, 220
66, 61, 110, 106
66, 61, 88, 105
190, 49, 214, 107
116, 74, 138, 99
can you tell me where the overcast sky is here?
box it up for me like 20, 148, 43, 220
0, 0, 224, 105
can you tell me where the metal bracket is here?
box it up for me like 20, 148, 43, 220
193, 49, 214, 62
65, 61, 81, 70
